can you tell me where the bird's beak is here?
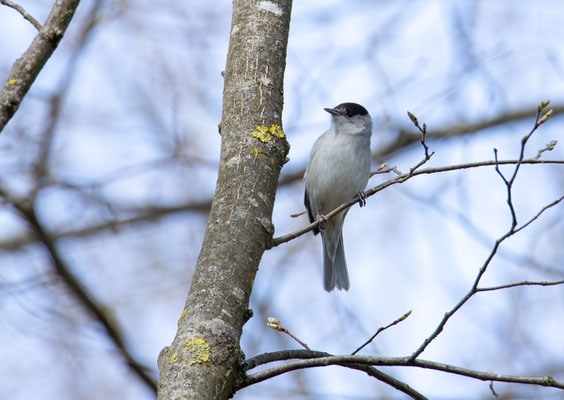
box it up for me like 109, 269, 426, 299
324, 107, 341, 116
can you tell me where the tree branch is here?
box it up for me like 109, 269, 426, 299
2, 159, 561, 253
243, 351, 564, 390
0, 0, 43, 30
156, 0, 293, 398
0, 200, 211, 250
274, 105, 564, 188
243, 350, 427, 400
351, 310, 412, 355
406, 193, 563, 360
271, 158, 564, 248
0, 0, 81, 132
379, 104, 564, 158
409, 103, 561, 360
477, 279, 564, 293
1, 189, 157, 393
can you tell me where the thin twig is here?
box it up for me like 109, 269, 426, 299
489, 381, 499, 399
408, 193, 564, 361
494, 148, 517, 228
267, 317, 310, 350
376, 104, 564, 161
0, 0, 43, 30
535, 140, 557, 160
477, 279, 564, 293
406, 110, 435, 175
408, 101, 560, 361
351, 310, 412, 355
513, 194, 564, 235
494, 102, 553, 229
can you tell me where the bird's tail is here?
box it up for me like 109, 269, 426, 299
322, 230, 349, 291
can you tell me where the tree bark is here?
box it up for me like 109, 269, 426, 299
157, 0, 292, 398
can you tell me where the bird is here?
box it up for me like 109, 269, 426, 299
304, 102, 373, 291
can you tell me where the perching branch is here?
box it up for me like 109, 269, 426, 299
272, 105, 559, 248
257, 103, 564, 398
270, 158, 564, 248
2, 158, 561, 252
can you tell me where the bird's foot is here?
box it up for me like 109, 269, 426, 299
316, 214, 327, 231
357, 191, 367, 207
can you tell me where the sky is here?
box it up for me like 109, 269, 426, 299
1, 1, 564, 399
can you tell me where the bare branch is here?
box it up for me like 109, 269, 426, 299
408, 106, 562, 360
0, 0, 43, 30
0, 188, 157, 393
243, 350, 427, 400
0, 0, 81, 132
380, 104, 564, 158
0, 200, 211, 250
489, 381, 500, 399
477, 279, 564, 293
3, 159, 560, 252
493, 102, 550, 229
406, 110, 433, 162
513, 194, 564, 234
535, 140, 558, 160
408, 193, 564, 360
243, 351, 564, 390
267, 317, 310, 350
351, 310, 412, 355
270, 158, 564, 248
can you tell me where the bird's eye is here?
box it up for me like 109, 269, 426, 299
346, 110, 354, 118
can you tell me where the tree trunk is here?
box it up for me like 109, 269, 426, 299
157, 0, 292, 398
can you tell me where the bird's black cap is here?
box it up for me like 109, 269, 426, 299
325, 102, 368, 117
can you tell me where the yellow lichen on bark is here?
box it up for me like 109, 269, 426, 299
184, 338, 210, 365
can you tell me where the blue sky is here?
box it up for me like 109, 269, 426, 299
1, 1, 564, 399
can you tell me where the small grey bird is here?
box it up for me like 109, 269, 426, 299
304, 102, 373, 291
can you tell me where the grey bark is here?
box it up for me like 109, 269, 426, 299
0, 0, 81, 133
157, 0, 292, 398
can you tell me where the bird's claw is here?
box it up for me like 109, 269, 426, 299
357, 191, 367, 207
316, 214, 327, 231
